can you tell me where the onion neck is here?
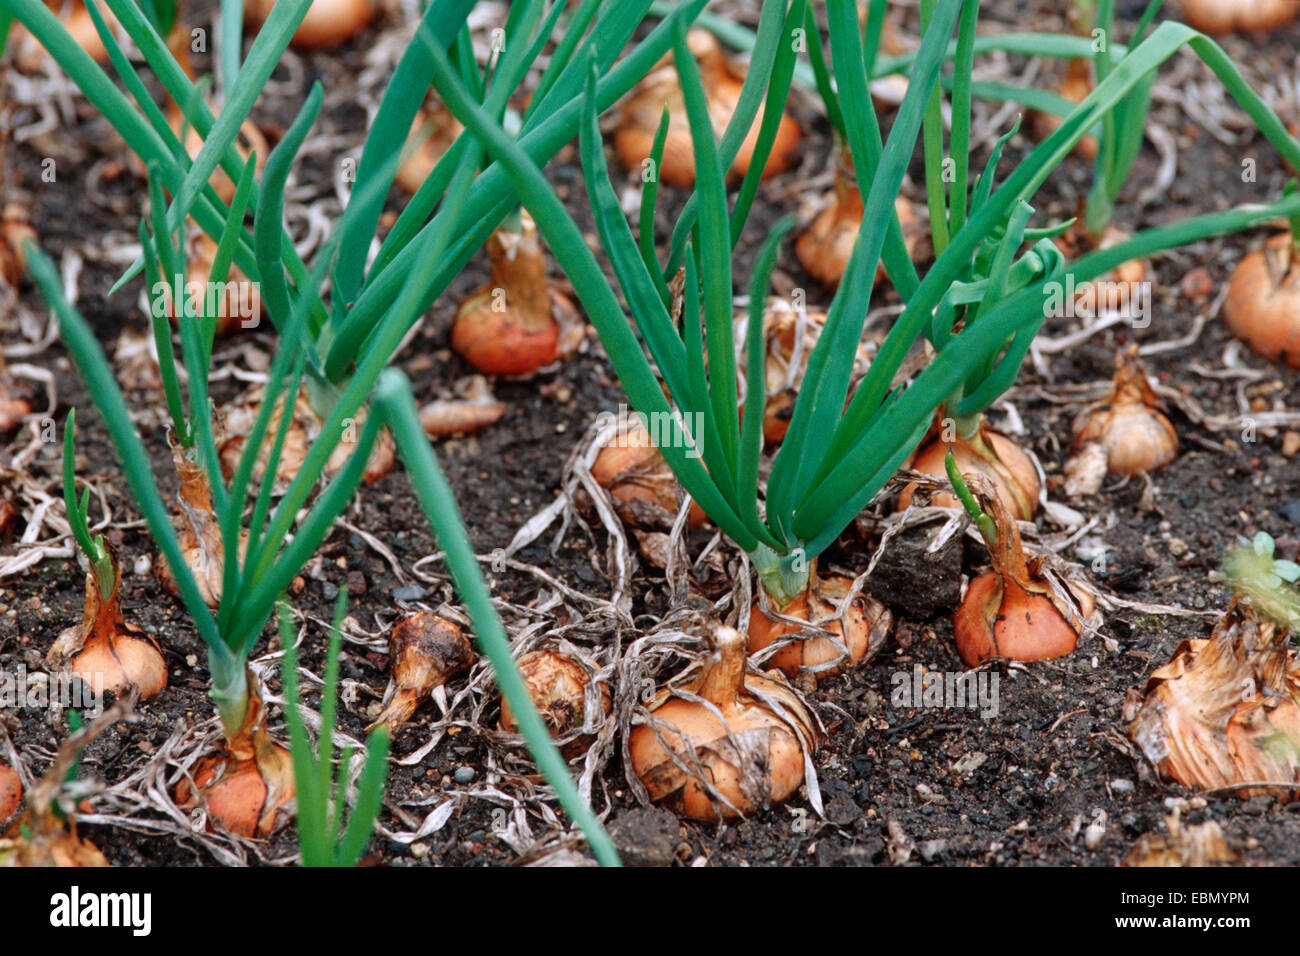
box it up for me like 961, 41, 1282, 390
209, 650, 250, 743
698, 627, 746, 712
751, 543, 809, 609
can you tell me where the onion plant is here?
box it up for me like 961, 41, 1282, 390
427, 0, 1300, 614
26, 230, 620, 862
280, 589, 389, 868
2, 0, 688, 864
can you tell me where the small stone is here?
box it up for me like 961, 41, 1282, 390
1167, 538, 1188, 558
1111, 778, 1135, 795
1280, 500, 1300, 527
1284, 432, 1300, 459
346, 569, 367, 597
410, 842, 430, 859
918, 839, 947, 862
453, 766, 475, 785
951, 752, 988, 775
321, 581, 339, 601
185, 654, 198, 667
608, 808, 679, 867
393, 585, 428, 602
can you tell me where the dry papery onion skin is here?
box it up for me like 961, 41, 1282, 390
1128, 601, 1300, 796
747, 574, 892, 681
158, 433, 249, 609
499, 648, 612, 757
1065, 346, 1178, 497
1224, 233, 1300, 368
47, 545, 168, 700
1180, 0, 1298, 34
898, 421, 1040, 521
591, 423, 708, 531
629, 625, 821, 821
176, 675, 295, 838
369, 612, 474, 732
217, 386, 396, 489
951, 474, 1094, 666
614, 29, 800, 189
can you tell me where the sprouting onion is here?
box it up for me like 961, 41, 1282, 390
280, 589, 390, 867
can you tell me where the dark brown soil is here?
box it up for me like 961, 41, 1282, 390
4, 0, 1300, 867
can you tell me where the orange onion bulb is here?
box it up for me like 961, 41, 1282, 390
451, 211, 581, 376
1065, 346, 1178, 496
176, 674, 294, 837
1224, 233, 1300, 368
1179, 0, 1298, 34
952, 474, 1094, 666
244, 0, 374, 49
498, 648, 611, 757
368, 613, 474, 732
747, 573, 891, 682
47, 545, 167, 700
897, 419, 1040, 521
629, 625, 821, 821
614, 29, 800, 189
796, 147, 922, 290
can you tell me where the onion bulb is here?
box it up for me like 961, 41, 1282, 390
217, 384, 396, 490
368, 613, 474, 732
395, 105, 462, 195
748, 572, 891, 681
176, 674, 294, 837
591, 421, 708, 531
1065, 346, 1178, 496
178, 117, 269, 209
1179, 0, 1298, 33
897, 419, 1040, 521
165, 229, 265, 336
614, 29, 800, 189
0, 347, 34, 437
419, 375, 507, 438
796, 147, 922, 290
1224, 233, 1300, 368
1128, 602, 1300, 795
629, 624, 822, 821
12, 2, 117, 71
952, 473, 1094, 666
1030, 57, 1098, 160
0, 207, 35, 289
451, 211, 583, 376
47, 544, 167, 700
244, 0, 374, 49
498, 647, 611, 757
0, 763, 19, 822
157, 433, 249, 609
